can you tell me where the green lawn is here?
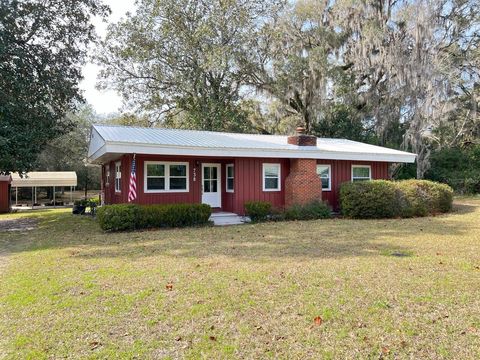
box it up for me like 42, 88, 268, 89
1, 198, 479, 359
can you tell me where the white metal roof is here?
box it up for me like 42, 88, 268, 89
11, 172, 77, 187
88, 124, 416, 163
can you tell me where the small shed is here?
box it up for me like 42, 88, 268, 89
11, 172, 77, 206
0, 175, 12, 213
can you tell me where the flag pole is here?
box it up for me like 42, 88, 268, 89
128, 153, 138, 203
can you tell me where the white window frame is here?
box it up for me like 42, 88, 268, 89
105, 165, 110, 186
351, 165, 372, 182
316, 164, 331, 191
262, 163, 281, 192
115, 161, 121, 193
226, 164, 234, 193
144, 161, 189, 193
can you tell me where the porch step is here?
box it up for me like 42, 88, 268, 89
209, 212, 250, 226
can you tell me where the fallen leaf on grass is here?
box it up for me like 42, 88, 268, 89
313, 316, 322, 326
166, 283, 173, 291
209, 336, 216, 341
89, 341, 101, 350
461, 327, 477, 335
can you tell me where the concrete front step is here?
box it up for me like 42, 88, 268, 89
209, 212, 250, 226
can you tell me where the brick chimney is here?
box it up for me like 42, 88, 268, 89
287, 127, 317, 146
285, 127, 322, 207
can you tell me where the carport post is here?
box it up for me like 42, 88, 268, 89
53, 186, 56, 208
31, 186, 34, 207
70, 186, 73, 203
15, 186, 18, 206
34, 187, 37, 205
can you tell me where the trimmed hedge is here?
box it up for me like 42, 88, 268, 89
284, 200, 332, 220
244, 201, 272, 222
245, 200, 332, 222
97, 203, 211, 231
395, 180, 453, 217
340, 180, 453, 219
339, 180, 397, 219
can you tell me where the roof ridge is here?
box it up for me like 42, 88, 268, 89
92, 124, 349, 141
93, 124, 288, 138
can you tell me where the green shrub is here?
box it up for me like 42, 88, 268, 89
138, 203, 212, 228
97, 203, 211, 231
340, 179, 453, 219
285, 200, 332, 220
340, 180, 398, 219
97, 204, 139, 231
396, 180, 453, 217
395, 181, 428, 217
244, 201, 272, 222
88, 196, 100, 205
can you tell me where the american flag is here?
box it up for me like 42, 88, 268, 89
128, 157, 137, 202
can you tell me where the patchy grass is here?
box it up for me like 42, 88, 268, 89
0, 199, 479, 359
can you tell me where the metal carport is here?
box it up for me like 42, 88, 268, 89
10, 172, 77, 206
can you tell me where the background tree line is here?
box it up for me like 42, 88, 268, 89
97, 0, 479, 189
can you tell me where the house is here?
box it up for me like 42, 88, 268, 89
87, 125, 416, 214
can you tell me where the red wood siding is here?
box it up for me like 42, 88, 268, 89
221, 162, 235, 213
103, 154, 237, 210
317, 160, 389, 210
0, 180, 10, 213
232, 158, 289, 214
134, 154, 199, 205
103, 156, 131, 204
101, 154, 390, 213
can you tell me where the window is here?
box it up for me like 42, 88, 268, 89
352, 165, 371, 182
316, 164, 331, 191
115, 162, 121, 192
263, 163, 281, 191
144, 161, 189, 192
146, 163, 165, 190
226, 164, 234, 192
169, 164, 187, 190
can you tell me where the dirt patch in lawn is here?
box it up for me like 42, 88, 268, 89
0, 218, 37, 232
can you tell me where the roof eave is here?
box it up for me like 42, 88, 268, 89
88, 141, 416, 163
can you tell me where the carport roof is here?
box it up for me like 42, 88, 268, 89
11, 172, 77, 187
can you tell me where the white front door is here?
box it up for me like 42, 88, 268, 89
201, 163, 221, 208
